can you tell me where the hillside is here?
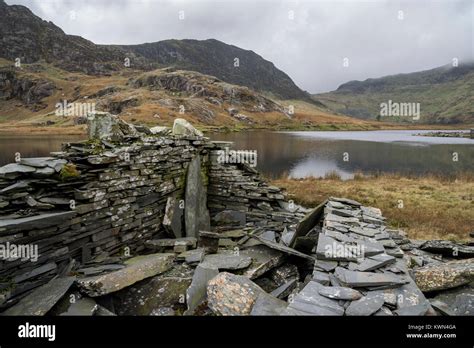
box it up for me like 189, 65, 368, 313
119, 39, 313, 101
0, 59, 375, 134
314, 63, 474, 124
0, 0, 309, 101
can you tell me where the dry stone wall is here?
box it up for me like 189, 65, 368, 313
0, 114, 297, 308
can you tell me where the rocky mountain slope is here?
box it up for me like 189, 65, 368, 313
314, 63, 474, 124
0, 0, 309, 101
0, 59, 368, 133
119, 39, 312, 100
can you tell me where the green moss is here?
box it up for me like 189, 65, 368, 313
60, 163, 80, 180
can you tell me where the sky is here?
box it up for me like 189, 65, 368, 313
6, 0, 474, 93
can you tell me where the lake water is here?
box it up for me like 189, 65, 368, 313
208, 130, 474, 179
0, 130, 473, 179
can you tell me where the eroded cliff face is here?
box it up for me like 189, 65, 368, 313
0, 69, 55, 111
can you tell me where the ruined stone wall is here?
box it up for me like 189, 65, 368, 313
0, 132, 210, 299
0, 117, 301, 304
207, 147, 299, 232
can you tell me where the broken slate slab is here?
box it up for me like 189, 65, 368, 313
318, 286, 363, 301
334, 267, 408, 288
3, 277, 75, 316
357, 254, 396, 272
76, 253, 175, 297
178, 248, 205, 264
289, 281, 344, 315
240, 245, 285, 279
290, 200, 326, 247
345, 291, 385, 316
315, 234, 359, 261
202, 254, 252, 270
249, 234, 315, 261
270, 279, 297, 299
314, 259, 338, 272
250, 292, 288, 315
185, 263, 219, 315
145, 237, 197, 249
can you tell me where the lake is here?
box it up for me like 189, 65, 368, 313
208, 130, 474, 179
0, 130, 473, 179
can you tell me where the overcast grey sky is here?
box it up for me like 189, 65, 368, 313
7, 0, 474, 93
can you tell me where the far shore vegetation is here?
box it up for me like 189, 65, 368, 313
272, 171, 474, 242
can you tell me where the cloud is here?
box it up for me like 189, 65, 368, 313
7, 0, 473, 93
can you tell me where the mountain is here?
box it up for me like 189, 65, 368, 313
119, 39, 311, 100
0, 0, 308, 101
313, 63, 474, 124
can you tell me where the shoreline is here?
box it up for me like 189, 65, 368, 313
1, 122, 473, 136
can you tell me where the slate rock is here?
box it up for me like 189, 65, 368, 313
76, 253, 175, 297
113, 264, 193, 315
172, 118, 204, 137
240, 245, 285, 279
334, 267, 407, 288
412, 258, 474, 292
3, 277, 74, 316
212, 210, 246, 227
202, 254, 252, 270
250, 292, 288, 315
288, 281, 344, 315
394, 302, 430, 316
162, 196, 184, 238
207, 272, 266, 315
345, 291, 385, 316
185, 155, 211, 238
358, 254, 396, 272
186, 263, 219, 314
318, 286, 363, 301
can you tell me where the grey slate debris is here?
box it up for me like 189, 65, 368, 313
0, 116, 464, 316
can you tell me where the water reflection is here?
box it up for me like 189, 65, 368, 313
208, 130, 474, 179
0, 135, 85, 165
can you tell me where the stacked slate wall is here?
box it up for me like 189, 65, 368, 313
0, 129, 298, 304
0, 134, 208, 300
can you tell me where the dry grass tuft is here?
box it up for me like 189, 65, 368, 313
272, 172, 474, 241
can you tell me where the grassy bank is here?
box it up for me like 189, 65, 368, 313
272, 173, 474, 241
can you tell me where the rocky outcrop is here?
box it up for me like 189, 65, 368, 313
0, 69, 55, 110
412, 259, 474, 292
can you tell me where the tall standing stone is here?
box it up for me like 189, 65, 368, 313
185, 155, 211, 238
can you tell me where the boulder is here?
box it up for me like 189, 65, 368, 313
412, 258, 474, 292
207, 272, 267, 315
172, 118, 203, 137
